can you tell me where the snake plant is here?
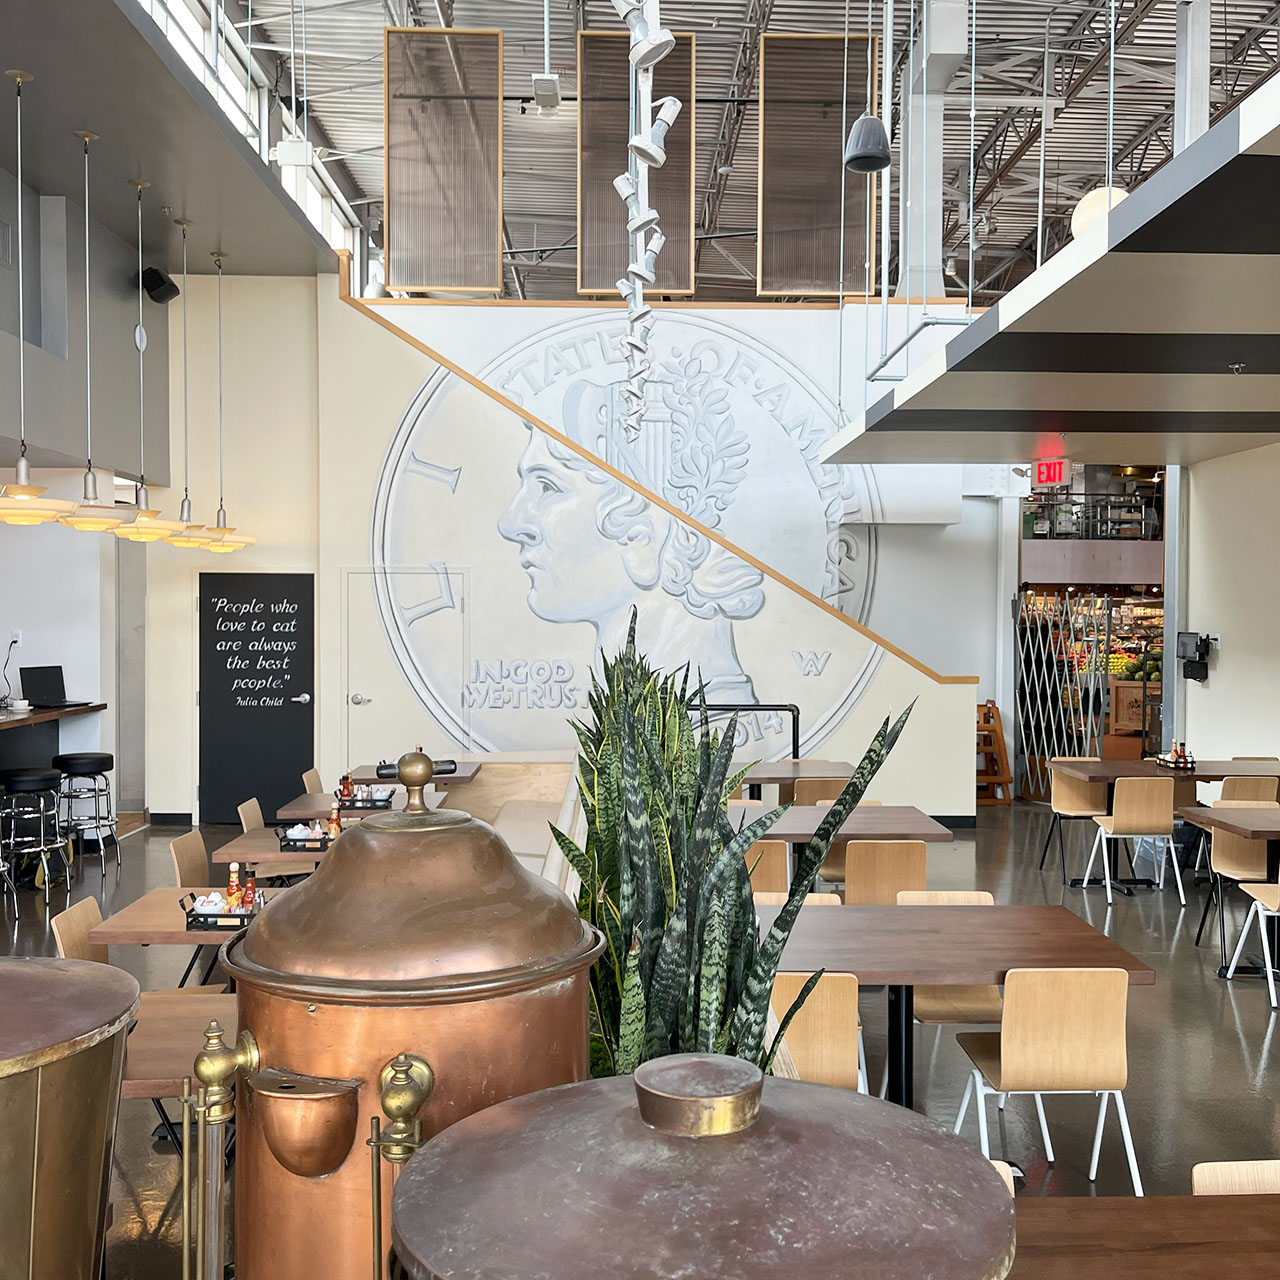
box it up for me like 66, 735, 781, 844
552, 610, 913, 1077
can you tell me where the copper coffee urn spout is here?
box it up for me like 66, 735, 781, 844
216, 749, 604, 1280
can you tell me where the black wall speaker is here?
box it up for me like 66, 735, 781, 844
141, 266, 180, 304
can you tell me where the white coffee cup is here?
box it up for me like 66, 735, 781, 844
8, 699, 30, 712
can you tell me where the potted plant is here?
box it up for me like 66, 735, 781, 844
553, 612, 912, 1076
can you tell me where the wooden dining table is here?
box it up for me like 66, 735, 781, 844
1182, 805, 1280, 978
729, 803, 952, 844
1010, 1193, 1280, 1277
758, 903, 1154, 1111
1050, 759, 1280, 785
736, 759, 854, 800
87, 886, 290, 947
274, 788, 438, 823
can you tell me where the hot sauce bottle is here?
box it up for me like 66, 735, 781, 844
227, 862, 243, 911
327, 804, 343, 842
242, 871, 257, 914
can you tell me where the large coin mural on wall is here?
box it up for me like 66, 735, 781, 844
371, 312, 882, 756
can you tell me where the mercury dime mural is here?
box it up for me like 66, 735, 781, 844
371, 311, 883, 756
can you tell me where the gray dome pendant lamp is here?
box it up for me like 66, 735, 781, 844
843, 0, 890, 174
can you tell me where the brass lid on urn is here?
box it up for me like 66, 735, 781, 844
223, 752, 603, 1003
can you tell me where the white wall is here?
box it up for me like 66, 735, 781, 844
1184, 441, 1280, 755
0, 469, 117, 759
146, 275, 319, 816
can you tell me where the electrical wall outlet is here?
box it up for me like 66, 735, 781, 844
9, 630, 20, 647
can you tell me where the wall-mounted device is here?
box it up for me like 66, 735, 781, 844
1177, 631, 1211, 683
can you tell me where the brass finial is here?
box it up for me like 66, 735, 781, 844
398, 750, 434, 814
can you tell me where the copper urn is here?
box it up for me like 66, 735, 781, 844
219, 751, 604, 1280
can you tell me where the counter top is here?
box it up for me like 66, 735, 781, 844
0, 703, 107, 733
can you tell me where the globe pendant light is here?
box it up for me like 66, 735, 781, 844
60, 130, 125, 533
165, 219, 208, 548
117, 180, 183, 543
0, 71, 74, 525
203, 252, 249, 553
842, 0, 890, 174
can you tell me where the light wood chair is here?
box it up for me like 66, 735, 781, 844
953, 967, 1142, 1195
747, 840, 789, 895
1196, 799, 1280, 964
1221, 775, 1280, 803
170, 830, 209, 889
302, 767, 324, 794
794, 778, 846, 806
1192, 1159, 1280, 1195
1227, 883, 1280, 1008
836, 841, 927, 905
238, 797, 265, 832
1084, 776, 1179, 906
990, 1160, 1016, 1196
896, 891, 1004, 1025
753, 891, 842, 907
52, 898, 236, 1150
771, 970, 865, 1094
1041, 758, 1108, 884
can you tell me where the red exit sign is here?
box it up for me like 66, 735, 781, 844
1033, 458, 1069, 488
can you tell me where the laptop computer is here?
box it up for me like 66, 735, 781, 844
20, 666, 92, 710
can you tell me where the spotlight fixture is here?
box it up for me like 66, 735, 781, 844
611, 0, 675, 69
944, 256, 958, 278
629, 95, 682, 166
61, 130, 125, 533
842, 112, 890, 173
531, 72, 561, 116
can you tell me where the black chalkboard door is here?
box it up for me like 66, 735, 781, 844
198, 573, 315, 824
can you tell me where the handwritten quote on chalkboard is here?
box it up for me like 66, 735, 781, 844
211, 594, 301, 708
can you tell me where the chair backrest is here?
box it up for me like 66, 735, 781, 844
747, 840, 789, 895
897, 889, 995, 906
770, 971, 859, 1090
238, 797, 265, 833
1109, 776, 1174, 836
1208, 802, 1277, 880
51, 897, 107, 965
1221, 776, 1280, 803
302, 768, 324, 794
1048, 757, 1107, 817
1192, 1160, 1280, 1196
170, 829, 210, 888
999, 968, 1128, 1093
841, 841, 927, 906
989, 1160, 1016, 1196
794, 778, 846, 806
754, 891, 841, 907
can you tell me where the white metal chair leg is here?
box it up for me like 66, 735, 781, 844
954, 1071, 974, 1134
857, 1028, 869, 1094
1194, 831, 1207, 873
974, 1075, 990, 1158
1163, 837, 1186, 905
1088, 1091, 1110, 1180
1082, 828, 1102, 888
1101, 835, 1113, 905
997, 1092, 1007, 1110
1033, 1092, 1054, 1163
1227, 901, 1258, 981
1112, 1091, 1144, 1196
1260, 910, 1278, 1011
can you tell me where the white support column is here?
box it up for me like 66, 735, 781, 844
895, 0, 968, 300
1162, 465, 1188, 749
1173, 0, 1211, 154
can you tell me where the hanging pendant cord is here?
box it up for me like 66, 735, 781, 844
83, 136, 92, 474
14, 79, 25, 461
136, 183, 145, 491
835, 0, 852, 422
216, 254, 225, 518
181, 225, 190, 503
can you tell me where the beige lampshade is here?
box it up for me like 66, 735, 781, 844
205, 533, 256, 554
59, 504, 127, 532
116, 515, 188, 543
165, 525, 209, 548
0, 496, 77, 526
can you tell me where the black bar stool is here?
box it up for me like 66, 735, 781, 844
0, 781, 17, 917
54, 752, 119, 872
0, 767, 69, 907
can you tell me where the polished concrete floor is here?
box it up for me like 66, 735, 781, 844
6, 805, 1279, 1274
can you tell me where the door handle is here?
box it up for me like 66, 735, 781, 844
291, 693, 312, 705
350, 693, 371, 706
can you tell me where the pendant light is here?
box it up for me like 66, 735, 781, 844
165, 219, 209, 548
0, 70, 74, 526
60, 130, 125, 532
842, 1, 890, 174
117, 180, 183, 542
203, 252, 250, 553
